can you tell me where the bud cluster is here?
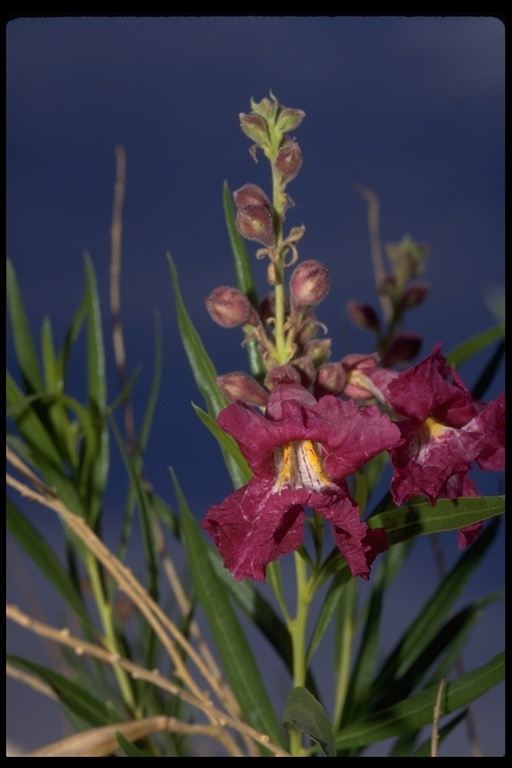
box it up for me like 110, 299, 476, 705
205, 95, 435, 410
347, 234, 430, 367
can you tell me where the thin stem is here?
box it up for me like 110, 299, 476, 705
287, 551, 313, 756
332, 577, 356, 731
84, 549, 137, 711
354, 182, 393, 323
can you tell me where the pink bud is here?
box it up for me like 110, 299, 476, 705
399, 282, 431, 311
276, 107, 306, 133
264, 365, 301, 389
239, 113, 267, 143
234, 184, 272, 209
304, 338, 332, 366
346, 301, 380, 333
290, 260, 330, 308
313, 362, 347, 398
217, 372, 268, 406
275, 141, 303, 184
236, 205, 276, 247
290, 356, 316, 388
383, 332, 422, 366
205, 287, 258, 328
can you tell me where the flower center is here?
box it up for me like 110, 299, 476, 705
273, 440, 331, 492
421, 416, 450, 441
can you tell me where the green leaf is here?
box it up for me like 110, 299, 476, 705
206, 550, 323, 698
6, 259, 44, 394
137, 311, 163, 456
192, 403, 252, 488
307, 568, 351, 665
84, 254, 109, 525
471, 339, 504, 400
371, 518, 500, 705
284, 687, 336, 757
6, 498, 90, 624
375, 596, 501, 713
6, 374, 83, 515
222, 180, 265, 379
338, 541, 414, 731
171, 469, 283, 749
446, 325, 504, 369
167, 253, 227, 418
222, 180, 258, 304
109, 415, 159, 605
7, 656, 118, 729
169, 256, 249, 490
423, 592, 503, 689
369, 495, 504, 545
116, 732, 150, 756
333, 652, 504, 750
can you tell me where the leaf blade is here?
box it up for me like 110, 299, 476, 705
171, 469, 283, 748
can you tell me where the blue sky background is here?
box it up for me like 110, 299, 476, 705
6, 15, 505, 756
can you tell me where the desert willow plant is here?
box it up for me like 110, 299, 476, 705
6, 94, 504, 757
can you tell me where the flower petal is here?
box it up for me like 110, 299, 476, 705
314, 489, 388, 579
201, 478, 304, 581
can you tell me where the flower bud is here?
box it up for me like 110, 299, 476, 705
399, 282, 431, 312
236, 205, 276, 247
386, 236, 428, 285
250, 96, 276, 121
234, 184, 271, 209
383, 332, 422, 367
290, 356, 316, 388
205, 286, 258, 328
290, 260, 330, 308
239, 113, 267, 144
217, 372, 268, 407
304, 338, 332, 366
275, 141, 303, 184
276, 107, 306, 133
264, 364, 301, 389
313, 362, 347, 398
346, 301, 380, 333
341, 353, 380, 399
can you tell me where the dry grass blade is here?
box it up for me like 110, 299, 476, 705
25, 715, 244, 757
6, 604, 289, 757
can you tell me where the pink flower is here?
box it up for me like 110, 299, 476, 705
202, 381, 402, 582
378, 346, 505, 520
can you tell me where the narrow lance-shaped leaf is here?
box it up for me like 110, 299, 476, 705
192, 403, 252, 489
171, 469, 284, 748
471, 339, 504, 401
369, 495, 504, 545
167, 253, 227, 417
370, 517, 500, 704
168, 254, 245, 484
222, 180, 265, 379
7, 656, 118, 729
6, 499, 90, 626
332, 652, 504, 751
84, 254, 109, 525
6, 258, 44, 394
446, 325, 504, 369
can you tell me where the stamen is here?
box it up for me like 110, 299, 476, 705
274, 440, 331, 492
422, 416, 449, 441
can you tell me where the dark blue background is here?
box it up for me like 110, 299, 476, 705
6, 16, 505, 756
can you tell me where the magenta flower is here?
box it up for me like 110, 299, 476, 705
378, 346, 505, 523
202, 381, 402, 582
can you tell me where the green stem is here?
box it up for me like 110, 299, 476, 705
85, 550, 137, 711
332, 577, 357, 730
287, 550, 313, 756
